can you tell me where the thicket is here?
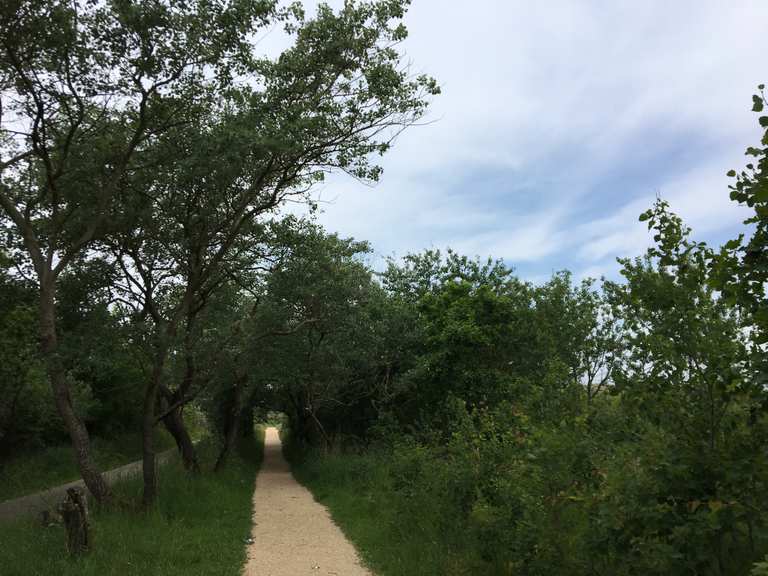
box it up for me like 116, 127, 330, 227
283, 91, 768, 575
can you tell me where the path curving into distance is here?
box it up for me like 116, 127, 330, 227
243, 427, 372, 576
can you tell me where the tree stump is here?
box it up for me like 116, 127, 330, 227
58, 487, 89, 555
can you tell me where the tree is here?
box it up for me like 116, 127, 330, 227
253, 223, 377, 450
0, 0, 287, 502
533, 272, 618, 410
712, 84, 768, 372
117, 0, 434, 500
601, 200, 764, 574
379, 250, 541, 431
0, 251, 48, 451
1, 0, 437, 505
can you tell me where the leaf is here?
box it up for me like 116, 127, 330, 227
727, 169, 736, 177
755, 183, 768, 203
760, 116, 768, 128
708, 500, 724, 512
754, 95, 765, 112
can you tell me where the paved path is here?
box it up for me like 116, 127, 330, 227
0, 449, 174, 523
243, 427, 373, 576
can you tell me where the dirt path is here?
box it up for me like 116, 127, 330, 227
0, 449, 174, 523
243, 427, 373, 576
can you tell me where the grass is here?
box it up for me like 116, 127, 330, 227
288, 442, 487, 576
0, 430, 176, 502
0, 430, 263, 576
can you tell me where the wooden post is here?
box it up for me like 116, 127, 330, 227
58, 487, 90, 555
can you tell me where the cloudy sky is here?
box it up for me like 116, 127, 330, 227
294, 1, 767, 281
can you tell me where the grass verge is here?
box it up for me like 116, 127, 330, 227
0, 430, 262, 576
0, 430, 175, 502
288, 442, 488, 576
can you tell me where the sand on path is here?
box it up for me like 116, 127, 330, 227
243, 427, 373, 576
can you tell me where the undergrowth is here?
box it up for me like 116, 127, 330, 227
287, 436, 490, 576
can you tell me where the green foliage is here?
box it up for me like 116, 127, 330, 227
1, 7, 766, 574
597, 200, 768, 575
283, 198, 768, 576
752, 557, 768, 576
712, 85, 768, 345
0, 262, 49, 447
1, 0, 437, 504
291, 401, 601, 576
0, 255, 149, 454
249, 222, 381, 447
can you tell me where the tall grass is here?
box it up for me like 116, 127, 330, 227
0, 431, 262, 576
288, 442, 489, 576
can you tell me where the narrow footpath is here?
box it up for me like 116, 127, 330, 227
243, 427, 372, 576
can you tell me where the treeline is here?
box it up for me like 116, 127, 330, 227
2, 0, 768, 573
0, 0, 437, 506
278, 93, 768, 575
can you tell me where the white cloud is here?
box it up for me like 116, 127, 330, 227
575, 154, 754, 264
284, 1, 768, 278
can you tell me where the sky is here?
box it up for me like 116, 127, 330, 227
288, 1, 767, 282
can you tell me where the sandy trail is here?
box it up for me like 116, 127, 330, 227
243, 427, 372, 576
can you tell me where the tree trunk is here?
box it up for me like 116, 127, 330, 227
40, 285, 110, 504
157, 320, 200, 472
159, 385, 199, 473
142, 342, 168, 507
239, 404, 254, 438
307, 406, 332, 453
214, 376, 245, 471
58, 487, 90, 556
288, 390, 312, 447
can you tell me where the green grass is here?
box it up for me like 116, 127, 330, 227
0, 430, 262, 576
0, 430, 176, 502
288, 443, 488, 576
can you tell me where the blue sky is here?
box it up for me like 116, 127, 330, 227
291, 1, 768, 281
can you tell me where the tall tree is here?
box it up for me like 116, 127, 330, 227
103, 0, 437, 504
256, 224, 376, 450
0, 0, 285, 502
1, 0, 437, 504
